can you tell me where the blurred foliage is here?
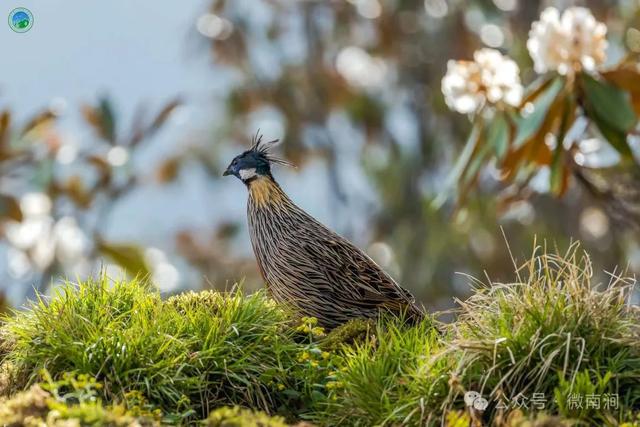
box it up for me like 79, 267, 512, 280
0, 96, 179, 292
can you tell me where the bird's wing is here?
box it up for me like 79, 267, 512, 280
297, 227, 419, 313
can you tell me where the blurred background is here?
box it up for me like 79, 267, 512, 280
1, 0, 639, 314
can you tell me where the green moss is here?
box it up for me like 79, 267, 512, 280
165, 289, 225, 314
0, 378, 157, 427
203, 406, 288, 427
319, 319, 375, 353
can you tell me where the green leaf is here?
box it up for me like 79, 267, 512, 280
549, 143, 564, 195
550, 96, 575, 196
432, 120, 482, 208
513, 77, 564, 148
581, 74, 635, 158
486, 113, 509, 160
452, 120, 483, 184
521, 75, 555, 104
602, 68, 640, 116
463, 132, 491, 184
97, 240, 149, 276
591, 115, 632, 157
582, 73, 637, 134
98, 98, 116, 143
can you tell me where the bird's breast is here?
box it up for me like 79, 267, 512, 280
247, 177, 284, 208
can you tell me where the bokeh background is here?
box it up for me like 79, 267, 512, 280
1, 0, 639, 314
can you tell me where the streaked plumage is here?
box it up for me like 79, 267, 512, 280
224, 135, 423, 328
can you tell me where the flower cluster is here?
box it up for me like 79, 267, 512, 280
443, 7, 609, 114
527, 7, 607, 75
295, 316, 326, 338
441, 48, 523, 114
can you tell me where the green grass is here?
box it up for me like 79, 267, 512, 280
316, 318, 448, 426
1, 281, 334, 423
0, 242, 638, 426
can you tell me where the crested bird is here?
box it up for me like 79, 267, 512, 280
223, 134, 424, 329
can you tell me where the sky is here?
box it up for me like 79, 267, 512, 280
0, 0, 220, 119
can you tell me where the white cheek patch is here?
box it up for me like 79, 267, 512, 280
239, 168, 258, 181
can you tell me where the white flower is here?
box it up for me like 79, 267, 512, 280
527, 7, 607, 75
144, 247, 181, 292
473, 49, 523, 106
441, 48, 523, 114
5, 192, 88, 276
336, 46, 387, 88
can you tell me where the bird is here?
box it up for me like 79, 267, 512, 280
223, 134, 424, 329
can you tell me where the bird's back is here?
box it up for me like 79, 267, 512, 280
246, 176, 423, 328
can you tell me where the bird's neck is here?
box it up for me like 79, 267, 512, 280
247, 176, 287, 208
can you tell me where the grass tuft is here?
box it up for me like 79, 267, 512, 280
451, 242, 640, 425
315, 317, 447, 426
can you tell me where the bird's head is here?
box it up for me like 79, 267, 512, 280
223, 133, 292, 184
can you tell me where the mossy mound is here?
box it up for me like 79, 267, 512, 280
1, 279, 337, 422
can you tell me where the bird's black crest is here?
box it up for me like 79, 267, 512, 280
249, 131, 294, 168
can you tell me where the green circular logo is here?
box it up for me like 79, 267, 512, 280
8, 8, 33, 33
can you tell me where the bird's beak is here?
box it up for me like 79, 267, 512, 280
223, 166, 233, 177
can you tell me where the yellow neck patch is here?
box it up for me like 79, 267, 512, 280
249, 177, 284, 207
